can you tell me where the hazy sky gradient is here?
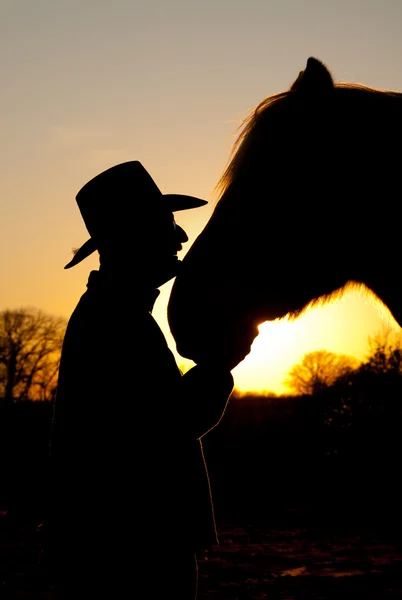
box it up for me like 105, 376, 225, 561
1, 0, 401, 393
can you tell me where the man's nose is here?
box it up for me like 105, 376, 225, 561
175, 224, 188, 243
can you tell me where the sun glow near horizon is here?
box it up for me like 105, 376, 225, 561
167, 283, 400, 396
231, 284, 400, 395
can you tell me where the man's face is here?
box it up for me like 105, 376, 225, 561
145, 212, 189, 287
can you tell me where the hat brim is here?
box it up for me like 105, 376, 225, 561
166, 194, 207, 211
64, 238, 98, 269
64, 193, 207, 269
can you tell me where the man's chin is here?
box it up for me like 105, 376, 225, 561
155, 259, 181, 287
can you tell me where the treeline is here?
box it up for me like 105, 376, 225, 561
1, 308, 401, 528
203, 335, 402, 526
1, 362, 401, 526
0, 308, 66, 402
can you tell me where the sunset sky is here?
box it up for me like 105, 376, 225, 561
1, 0, 401, 394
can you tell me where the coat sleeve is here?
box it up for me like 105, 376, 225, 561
179, 364, 234, 439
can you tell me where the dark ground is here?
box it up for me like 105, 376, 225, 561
1, 398, 402, 598
1, 510, 402, 599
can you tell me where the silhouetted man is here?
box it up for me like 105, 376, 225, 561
46, 162, 250, 599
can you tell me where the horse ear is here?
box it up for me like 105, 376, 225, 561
291, 57, 334, 92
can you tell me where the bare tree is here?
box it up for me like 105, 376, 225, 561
284, 350, 359, 396
364, 328, 402, 375
0, 308, 66, 402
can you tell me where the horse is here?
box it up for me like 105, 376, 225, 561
167, 57, 402, 369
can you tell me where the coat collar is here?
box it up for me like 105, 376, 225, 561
86, 269, 160, 312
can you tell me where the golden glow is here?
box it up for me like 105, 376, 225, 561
232, 284, 400, 394
3, 3, 402, 399
158, 283, 401, 396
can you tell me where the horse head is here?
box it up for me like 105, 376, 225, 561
168, 57, 402, 370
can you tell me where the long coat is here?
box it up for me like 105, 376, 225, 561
47, 269, 233, 571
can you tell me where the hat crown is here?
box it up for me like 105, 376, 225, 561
76, 161, 165, 241
76, 161, 160, 205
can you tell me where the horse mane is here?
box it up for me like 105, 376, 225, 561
215, 72, 402, 202
206, 58, 402, 320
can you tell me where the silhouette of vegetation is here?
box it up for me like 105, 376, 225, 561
284, 350, 359, 395
364, 329, 402, 376
0, 308, 66, 403
203, 331, 402, 526
316, 330, 402, 446
0, 325, 401, 532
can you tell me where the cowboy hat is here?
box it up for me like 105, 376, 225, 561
64, 161, 207, 269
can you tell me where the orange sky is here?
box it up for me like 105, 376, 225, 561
1, 1, 402, 394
